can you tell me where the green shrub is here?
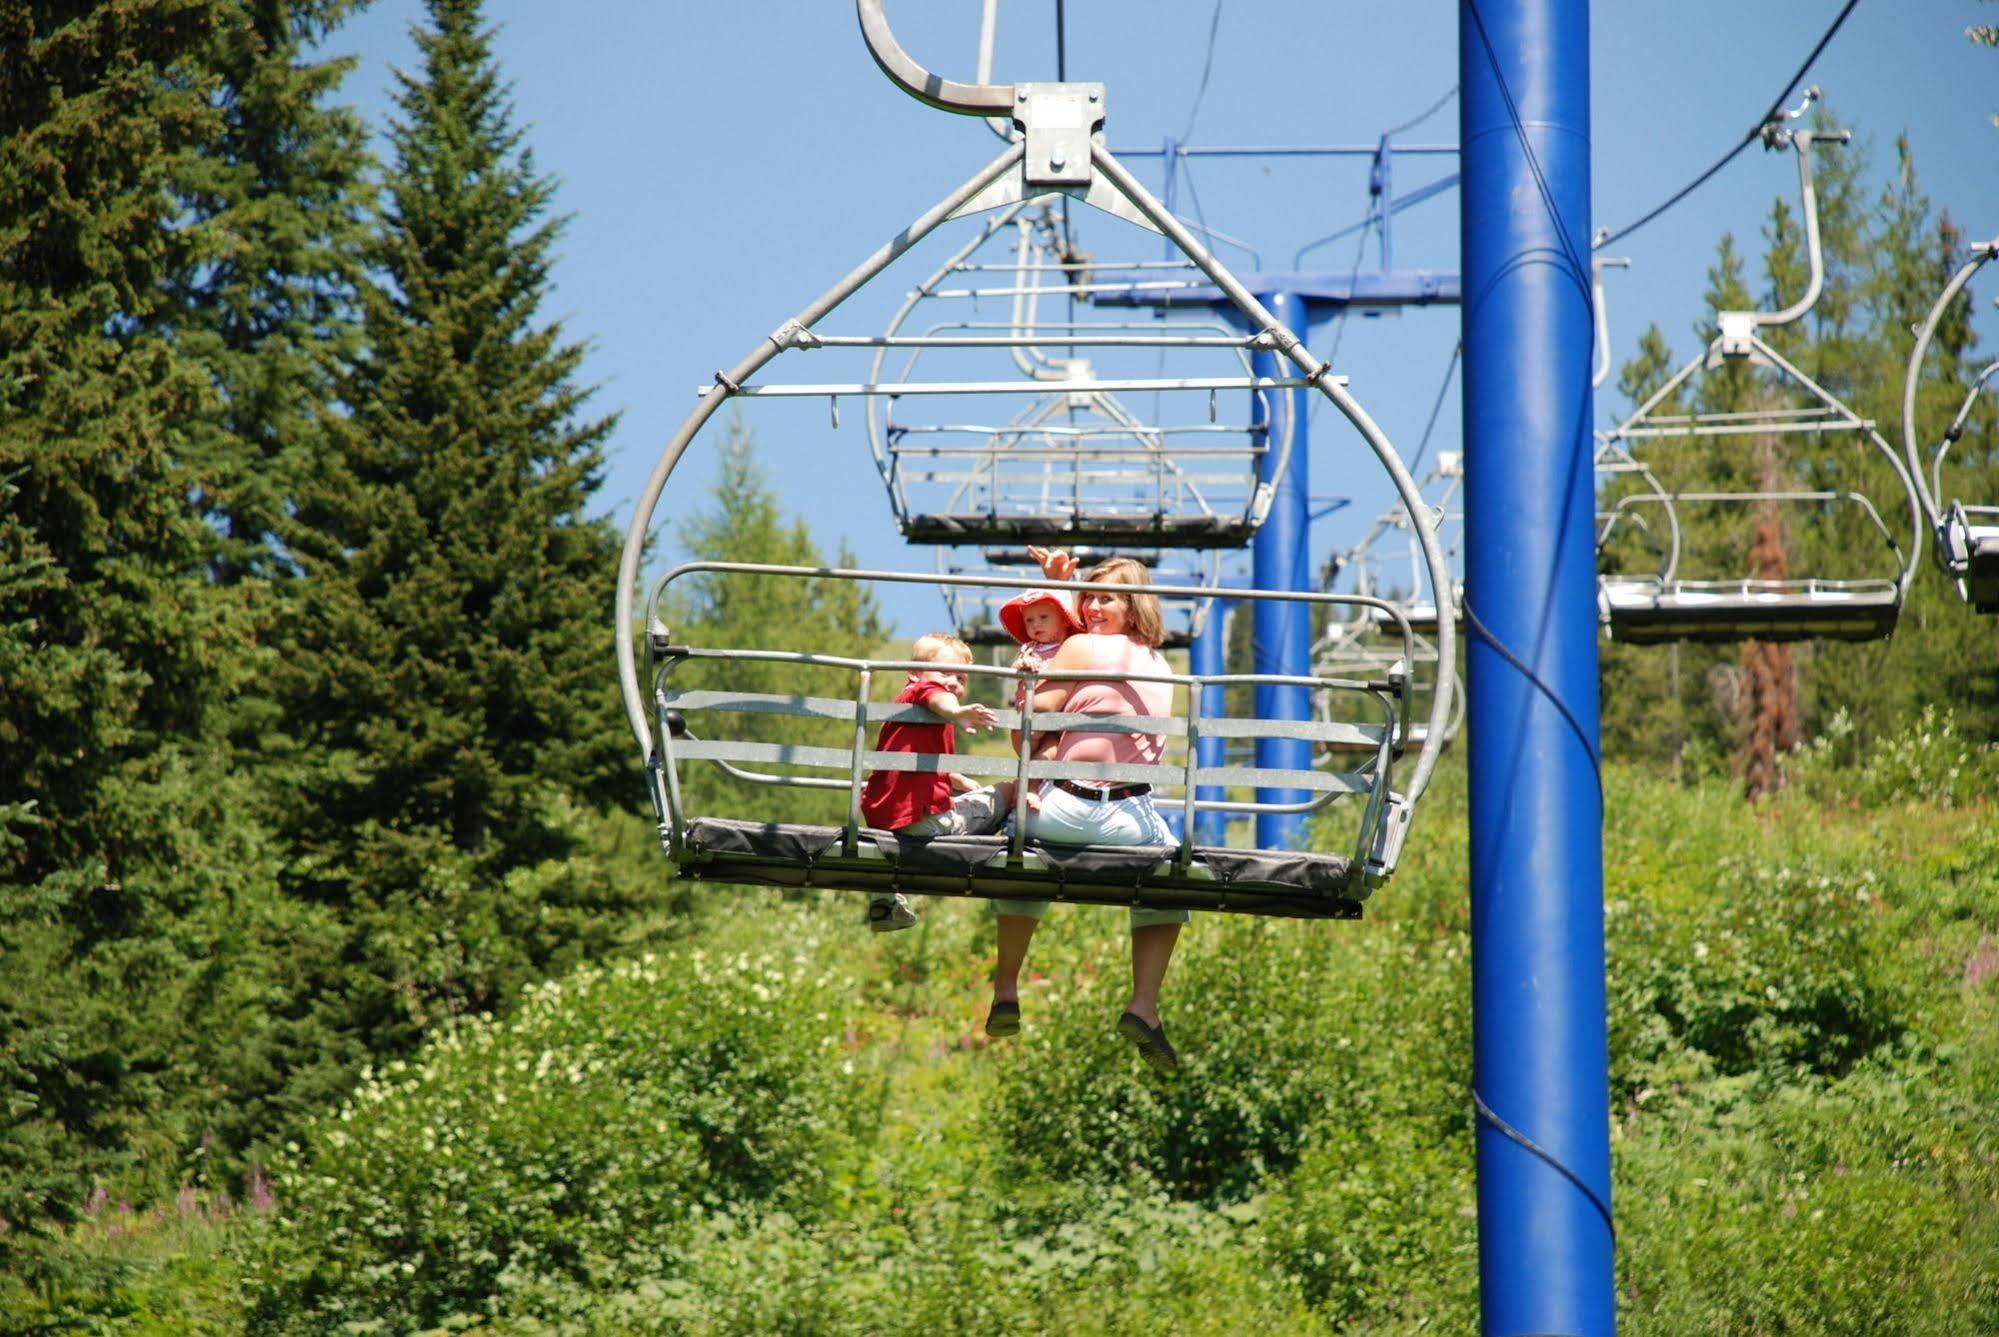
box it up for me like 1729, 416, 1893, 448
1618, 1062, 1999, 1334
985, 910, 1470, 1207
1260, 1115, 1478, 1325
241, 906, 863, 1332
591, 1187, 1314, 1336
1789, 704, 1999, 809
1606, 853, 1909, 1097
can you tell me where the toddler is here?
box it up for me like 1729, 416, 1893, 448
858, 633, 1004, 932
997, 587, 1084, 778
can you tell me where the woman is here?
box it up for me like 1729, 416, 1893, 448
985, 547, 1186, 1074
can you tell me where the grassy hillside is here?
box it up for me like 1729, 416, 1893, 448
14, 727, 1999, 1333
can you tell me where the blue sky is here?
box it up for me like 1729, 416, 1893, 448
323, 2, 1999, 632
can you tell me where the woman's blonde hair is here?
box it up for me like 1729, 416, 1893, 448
1085, 557, 1164, 648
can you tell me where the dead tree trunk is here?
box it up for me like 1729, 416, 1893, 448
1737, 431, 1801, 800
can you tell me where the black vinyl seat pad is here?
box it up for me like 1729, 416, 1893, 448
1600, 580, 1901, 644
904, 512, 1253, 549
675, 817, 1364, 919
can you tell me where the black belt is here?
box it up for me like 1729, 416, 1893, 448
1052, 779, 1152, 802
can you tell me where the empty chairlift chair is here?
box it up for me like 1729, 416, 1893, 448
611, 0, 1455, 915
1313, 452, 1465, 754
1902, 234, 1999, 613
864, 202, 1293, 549
1594, 119, 1924, 645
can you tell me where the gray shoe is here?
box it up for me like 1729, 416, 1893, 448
1117, 1011, 1180, 1074
867, 894, 918, 933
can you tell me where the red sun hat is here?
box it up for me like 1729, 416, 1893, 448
998, 589, 1084, 644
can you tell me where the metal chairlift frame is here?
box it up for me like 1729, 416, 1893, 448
1595, 123, 1925, 644
862, 203, 1294, 547
644, 563, 1419, 917
613, 1, 1455, 909
1901, 235, 1999, 613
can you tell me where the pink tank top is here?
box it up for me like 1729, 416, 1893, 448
1051, 635, 1173, 767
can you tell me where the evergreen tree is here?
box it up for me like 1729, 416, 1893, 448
273, 0, 646, 1059
168, 0, 375, 584
0, 0, 276, 1246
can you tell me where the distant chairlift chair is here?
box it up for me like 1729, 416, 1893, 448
1902, 234, 1999, 613
864, 202, 1293, 549
1594, 119, 1924, 644
1313, 452, 1465, 754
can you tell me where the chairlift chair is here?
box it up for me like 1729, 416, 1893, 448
865, 203, 1294, 548
643, 564, 1424, 917
612, 1, 1455, 915
1902, 235, 1999, 613
1313, 452, 1465, 753
1594, 117, 1924, 645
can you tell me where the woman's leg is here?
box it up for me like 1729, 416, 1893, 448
993, 913, 1040, 1004
1126, 922, 1181, 1027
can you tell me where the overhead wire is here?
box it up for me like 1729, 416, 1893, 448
1178, 0, 1226, 143
1308, 82, 1458, 429
1592, 0, 1864, 250
1406, 341, 1462, 480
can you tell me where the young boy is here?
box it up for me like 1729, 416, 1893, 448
858, 633, 1005, 932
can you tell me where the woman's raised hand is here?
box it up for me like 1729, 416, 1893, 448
1027, 545, 1078, 582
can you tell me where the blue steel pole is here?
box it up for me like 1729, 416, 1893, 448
1189, 594, 1232, 846
1247, 290, 1312, 850
1459, 2, 1613, 1333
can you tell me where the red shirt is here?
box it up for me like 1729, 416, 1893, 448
859, 679, 957, 830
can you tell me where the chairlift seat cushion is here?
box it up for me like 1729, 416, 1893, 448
676, 817, 1363, 919
906, 512, 1253, 549
1600, 582, 1901, 644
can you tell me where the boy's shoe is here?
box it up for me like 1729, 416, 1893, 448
1116, 1011, 1180, 1074
867, 893, 918, 933
984, 999, 1021, 1038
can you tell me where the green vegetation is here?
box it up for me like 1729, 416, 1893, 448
14, 737, 1999, 1331
4, 0, 1997, 1329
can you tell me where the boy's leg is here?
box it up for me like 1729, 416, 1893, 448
867, 892, 918, 932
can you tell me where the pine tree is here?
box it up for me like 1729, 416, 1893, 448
273, 0, 641, 1057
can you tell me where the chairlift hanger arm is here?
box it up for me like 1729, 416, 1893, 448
1740, 127, 1850, 332
858, 0, 1015, 117
1901, 236, 1999, 527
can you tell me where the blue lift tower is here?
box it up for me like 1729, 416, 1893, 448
1461, 0, 1615, 1332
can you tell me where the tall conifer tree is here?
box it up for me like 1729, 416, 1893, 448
0, 0, 268, 1245
169, 1, 374, 584
275, 0, 632, 1052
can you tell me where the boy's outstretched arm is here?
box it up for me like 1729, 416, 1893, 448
925, 689, 999, 733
